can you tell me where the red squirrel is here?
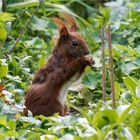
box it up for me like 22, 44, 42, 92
24, 14, 94, 117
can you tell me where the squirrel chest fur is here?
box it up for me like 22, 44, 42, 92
59, 72, 80, 105
24, 14, 94, 117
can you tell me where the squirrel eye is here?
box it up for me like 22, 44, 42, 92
72, 40, 78, 46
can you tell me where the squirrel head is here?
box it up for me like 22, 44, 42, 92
52, 14, 89, 58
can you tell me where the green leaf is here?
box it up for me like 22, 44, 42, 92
20, 117, 42, 126
6, 75, 22, 83
41, 135, 58, 140
25, 37, 45, 48
7, 120, 16, 131
7, 0, 39, 10
20, 131, 40, 139
60, 134, 74, 140
122, 127, 136, 140
67, 102, 93, 126
31, 16, 49, 32
0, 134, 6, 140
135, 87, 140, 98
92, 110, 118, 129
46, 3, 74, 15
115, 44, 128, 52
4, 131, 17, 138
126, 127, 137, 140
114, 81, 120, 100
38, 57, 46, 68
95, 6, 110, 26
135, 57, 140, 67
123, 76, 140, 99
0, 60, 8, 78
127, 75, 140, 88
82, 72, 101, 90
0, 13, 15, 22
0, 116, 7, 127
121, 62, 137, 75
100, 124, 117, 139
117, 103, 134, 123
0, 27, 7, 40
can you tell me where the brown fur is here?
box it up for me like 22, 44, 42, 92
24, 14, 94, 117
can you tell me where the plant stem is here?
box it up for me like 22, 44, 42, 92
8, 0, 42, 54
0, 9, 26, 49
2, 0, 6, 12
101, 26, 106, 101
107, 24, 116, 109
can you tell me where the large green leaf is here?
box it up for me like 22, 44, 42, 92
92, 110, 118, 129
117, 103, 134, 123
31, 16, 49, 32
123, 76, 140, 99
82, 72, 101, 90
0, 13, 15, 22
7, 120, 16, 131
121, 62, 137, 75
0, 12, 15, 40
7, 0, 39, 10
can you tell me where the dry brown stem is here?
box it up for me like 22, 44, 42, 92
101, 26, 106, 101
107, 24, 116, 109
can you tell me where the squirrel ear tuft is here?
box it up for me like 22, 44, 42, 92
51, 17, 68, 37
60, 27, 68, 37
61, 13, 78, 32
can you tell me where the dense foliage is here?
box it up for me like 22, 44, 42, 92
0, 0, 140, 139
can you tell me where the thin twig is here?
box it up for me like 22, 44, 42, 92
8, 0, 43, 54
8, 9, 27, 37
101, 26, 106, 101
107, 24, 116, 109
0, 9, 26, 49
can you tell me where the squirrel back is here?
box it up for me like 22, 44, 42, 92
24, 14, 94, 117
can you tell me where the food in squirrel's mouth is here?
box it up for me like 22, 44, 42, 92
84, 54, 95, 65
